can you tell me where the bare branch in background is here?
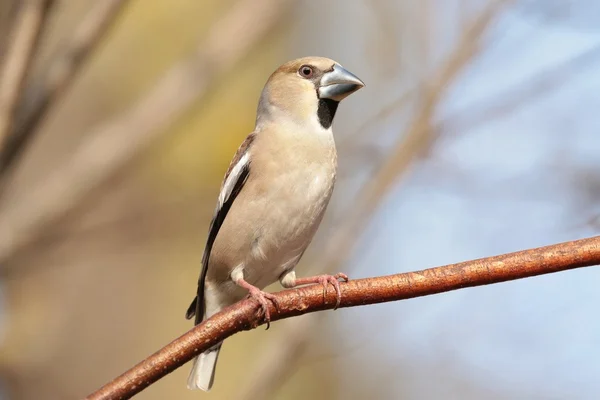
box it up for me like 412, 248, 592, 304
86, 235, 600, 400
236, 2, 512, 398
0, 0, 131, 177
0, 0, 291, 270
0, 1, 18, 60
0, 0, 54, 154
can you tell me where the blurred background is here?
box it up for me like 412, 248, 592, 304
0, 0, 599, 399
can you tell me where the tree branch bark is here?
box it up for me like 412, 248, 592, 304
85, 235, 600, 400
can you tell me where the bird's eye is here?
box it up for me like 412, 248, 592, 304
299, 65, 314, 78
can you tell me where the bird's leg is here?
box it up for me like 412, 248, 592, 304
231, 268, 278, 329
280, 270, 349, 310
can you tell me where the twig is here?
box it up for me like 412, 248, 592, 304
236, 1, 512, 398
0, 0, 54, 153
85, 235, 600, 400
0, 0, 131, 175
0, 0, 291, 269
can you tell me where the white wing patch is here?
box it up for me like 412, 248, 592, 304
218, 151, 250, 208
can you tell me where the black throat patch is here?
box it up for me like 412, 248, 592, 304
317, 98, 339, 129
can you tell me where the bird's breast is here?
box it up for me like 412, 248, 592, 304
243, 140, 337, 283
259, 156, 335, 241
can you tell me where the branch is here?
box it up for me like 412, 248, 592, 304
85, 235, 600, 400
0, 0, 131, 175
0, 0, 290, 269
0, 0, 54, 153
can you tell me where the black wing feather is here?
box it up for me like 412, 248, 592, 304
189, 163, 249, 324
186, 134, 255, 324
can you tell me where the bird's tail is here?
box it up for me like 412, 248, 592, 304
187, 344, 222, 391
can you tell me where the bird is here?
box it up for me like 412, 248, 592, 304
185, 56, 364, 391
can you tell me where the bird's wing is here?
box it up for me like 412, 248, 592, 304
186, 132, 256, 324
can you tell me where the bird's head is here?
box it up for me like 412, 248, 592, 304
256, 57, 364, 130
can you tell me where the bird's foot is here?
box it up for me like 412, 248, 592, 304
241, 283, 279, 329
294, 273, 349, 309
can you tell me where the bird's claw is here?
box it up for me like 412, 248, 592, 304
246, 287, 279, 330
302, 272, 349, 310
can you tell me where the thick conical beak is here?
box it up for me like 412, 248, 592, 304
318, 64, 365, 101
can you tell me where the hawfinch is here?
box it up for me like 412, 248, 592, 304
186, 56, 364, 391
